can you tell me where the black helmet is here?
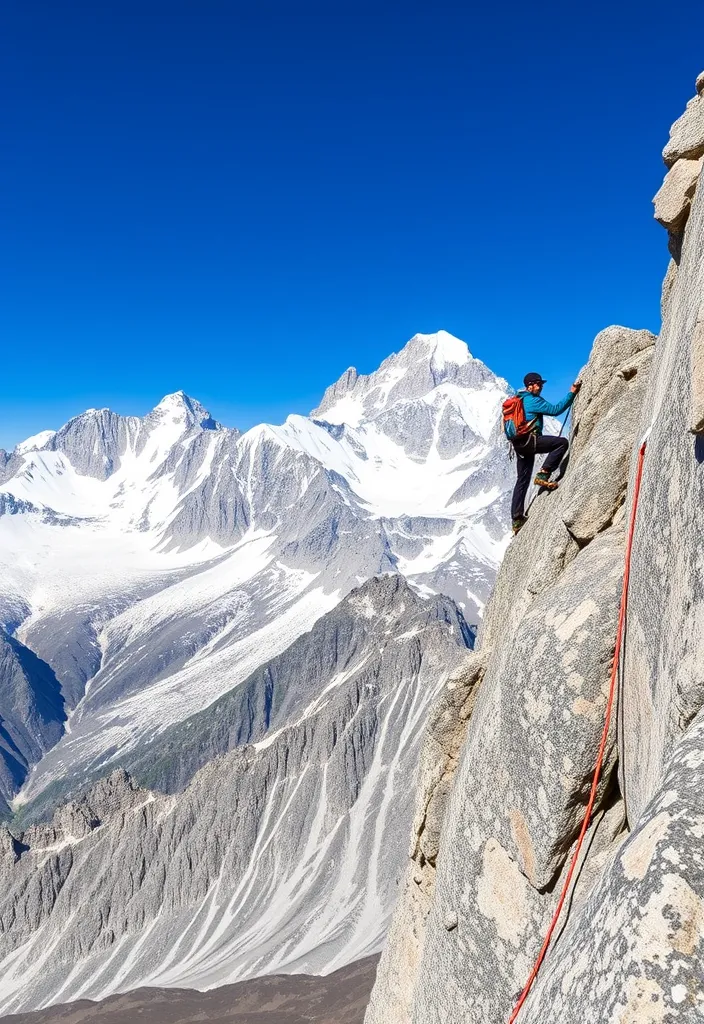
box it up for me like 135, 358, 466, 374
523, 372, 547, 387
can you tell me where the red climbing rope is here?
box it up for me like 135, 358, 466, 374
508, 439, 648, 1023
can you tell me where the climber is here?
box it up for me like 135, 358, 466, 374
505, 372, 581, 535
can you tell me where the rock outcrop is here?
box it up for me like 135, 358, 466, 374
653, 156, 703, 233
367, 72, 704, 1024
663, 86, 704, 167
657, 75, 704, 257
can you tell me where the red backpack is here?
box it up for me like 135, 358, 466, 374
502, 395, 535, 441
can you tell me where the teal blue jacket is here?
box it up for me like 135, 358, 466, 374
519, 389, 575, 435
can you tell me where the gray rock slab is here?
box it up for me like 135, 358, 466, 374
521, 709, 704, 1022
691, 307, 704, 434
621, 164, 704, 826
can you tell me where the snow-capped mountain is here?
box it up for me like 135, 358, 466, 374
0, 331, 513, 815
0, 330, 515, 1013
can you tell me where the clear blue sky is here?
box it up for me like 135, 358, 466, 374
1, 1, 702, 448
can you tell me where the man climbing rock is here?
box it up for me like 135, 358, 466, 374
507, 372, 581, 534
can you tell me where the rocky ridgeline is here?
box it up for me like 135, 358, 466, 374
366, 74, 704, 1022
0, 576, 474, 1013
653, 70, 704, 257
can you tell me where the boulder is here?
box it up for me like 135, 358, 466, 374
663, 93, 704, 167
653, 156, 703, 232
696, 70, 704, 96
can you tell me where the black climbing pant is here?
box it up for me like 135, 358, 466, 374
511, 435, 569, 520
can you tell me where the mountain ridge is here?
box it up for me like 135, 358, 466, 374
0, 574, 473, 1012
0, 329, 513, 1013
0, 330, 513, 815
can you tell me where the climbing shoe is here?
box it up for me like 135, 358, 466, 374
534, 470, 558, 491
512, 515, 528, 535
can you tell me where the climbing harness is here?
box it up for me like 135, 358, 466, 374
507, 438, 648, 1022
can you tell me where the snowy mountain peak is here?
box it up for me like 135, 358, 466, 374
311, 330, 500, 429
411, 331, 471, 369
13, 430, 56, 455
1, 329, 514, 640
154, 389, 191, 411
150, 391, 220, 431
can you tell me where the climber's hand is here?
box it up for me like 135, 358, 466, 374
571, 380, 582, 393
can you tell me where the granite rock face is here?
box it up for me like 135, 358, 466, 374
691, 308, 704, 434
658, 73, 704, 259
367, 324, 654, 1024
620, 127, 704, 829
366, 76, 704, 1024
520, 710, 704, 1022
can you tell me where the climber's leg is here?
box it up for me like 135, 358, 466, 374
534, 435, 569, 483
511, 447, 535, 520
